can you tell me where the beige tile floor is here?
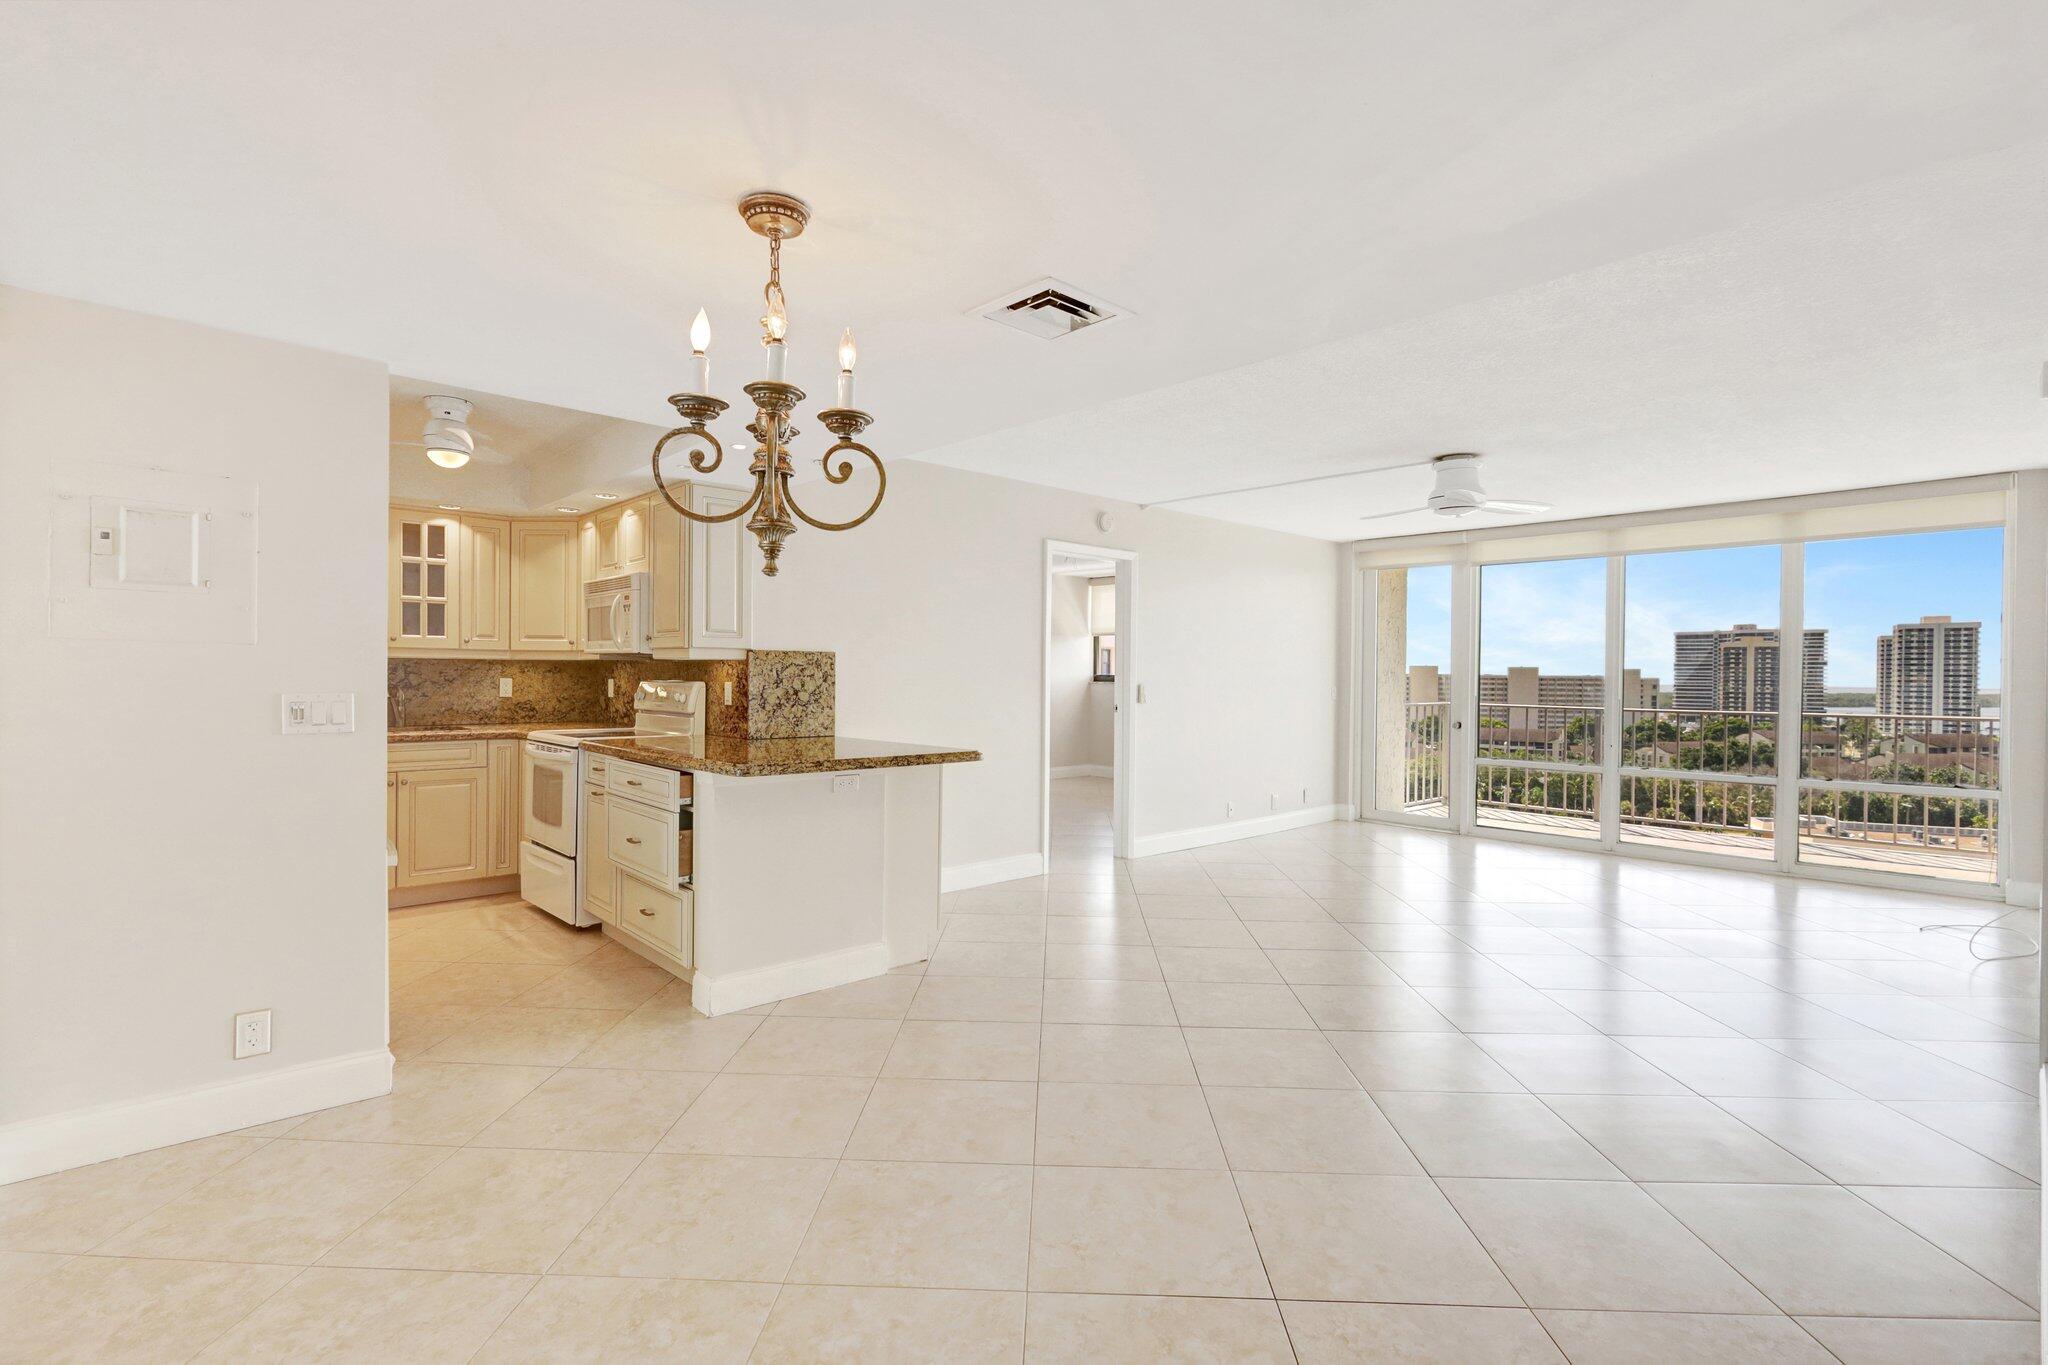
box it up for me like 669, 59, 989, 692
3, 775, 2041, 1362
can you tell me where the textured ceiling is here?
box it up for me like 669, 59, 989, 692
3, 1, 2042, 539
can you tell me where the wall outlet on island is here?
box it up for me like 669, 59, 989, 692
233, 1008, 271, 1059
833, 774, 859, 793
498, 677, 512, 698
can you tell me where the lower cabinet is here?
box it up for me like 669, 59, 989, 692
487, 739, 519, 876
582, 785, 615, 924
393, 766, 490, 887
614, 870, 694, 969
389, 740, 520, 894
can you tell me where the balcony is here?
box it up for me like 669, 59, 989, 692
1391, 703, 1998, 882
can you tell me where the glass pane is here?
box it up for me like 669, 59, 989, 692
426, 522, 446, 558
1620, 774, 1775, 862
1802, 528, 2001, 788
1478, 558, 1606, 765
1622, 544, 1780, 778
1373, 564, 1451, 820
401, 601, 421, 637
401, 561, 421, 598
425, 562, 445, 598
1475, 764, 1600, 840
401, 521, 421, 557
425, 602, 445, 637
1797, 787, 1997, 884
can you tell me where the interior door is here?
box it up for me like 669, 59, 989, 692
1369, 564, 1456, 825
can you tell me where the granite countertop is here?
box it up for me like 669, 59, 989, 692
581, 734, 982, 778
388, 721, 613, 743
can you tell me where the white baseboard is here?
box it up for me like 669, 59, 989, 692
0, 1048, 393, 1185
940, 851, 1045, 893
1050, 764, 1113, 780
1130, 805, 1350, 858
691, 941, 892, 1017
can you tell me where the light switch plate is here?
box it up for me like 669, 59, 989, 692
282, 692, 355, 734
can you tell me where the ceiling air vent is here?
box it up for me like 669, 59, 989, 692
975, 277, 1130, 340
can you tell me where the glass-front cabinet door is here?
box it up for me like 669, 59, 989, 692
389, 509, 461, 650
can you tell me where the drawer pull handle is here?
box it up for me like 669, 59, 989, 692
638, 907, 655, 917
625, 836, 642, 845
626, 779, 643, 786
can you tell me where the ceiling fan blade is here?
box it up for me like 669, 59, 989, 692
1479, 499, 1552, 515
1356, 505, 1432, 522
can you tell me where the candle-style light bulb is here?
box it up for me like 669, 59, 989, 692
835, 328, 857, 408
761, 295, 788, 381
689, 308, 711, 393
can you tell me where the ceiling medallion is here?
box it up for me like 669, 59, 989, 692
651, 191, 883, 577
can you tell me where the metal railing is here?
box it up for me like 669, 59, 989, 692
1402, 702, 1447, 809
1475, 702, 1602, 763
1620, 706, 1778, 776
1799, 710, 1998, 790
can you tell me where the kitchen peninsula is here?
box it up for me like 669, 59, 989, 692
586, 729, 978, 1014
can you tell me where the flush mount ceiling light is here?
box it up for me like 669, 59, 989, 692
651, 190, 884, 577
419, 395, 475, 468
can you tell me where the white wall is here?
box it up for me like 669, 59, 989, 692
0, 288, 390, 1178
1049, 575, 1112, 773
753, 461, 1345, 876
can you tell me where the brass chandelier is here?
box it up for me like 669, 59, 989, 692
651, 191, 884, 577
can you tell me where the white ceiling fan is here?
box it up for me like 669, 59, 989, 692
1355, 452, 1553, 522
390, 395, 516, 469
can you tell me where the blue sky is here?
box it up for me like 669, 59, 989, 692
1403, 527, 2004, 691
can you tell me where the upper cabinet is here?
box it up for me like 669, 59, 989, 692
458, 515, 511, 651
389, 509, 462, 651
581, 498, 650, 583
390, 487, 747, 659
647, 484, 751, 658
509, 519, 581, 651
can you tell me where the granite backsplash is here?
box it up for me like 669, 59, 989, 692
389, 658, 749, 737
389, 650, 836, 739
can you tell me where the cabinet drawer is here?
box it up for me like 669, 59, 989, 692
585, 754, 609, 785
389, 740, 488, 771
608, 760, 689, 806
608, 796, 676, 886
615, 871, 692, 961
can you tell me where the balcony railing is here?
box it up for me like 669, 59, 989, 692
1799, 710, 1998, 790
1476, 702, 1601, 763
1620, 706, 1778, 776
1402, 701, 1447, 809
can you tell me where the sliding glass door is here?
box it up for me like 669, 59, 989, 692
1363, 519, 2007, 894
1473, 556, 1605, 841
1368, 563, 1454, 825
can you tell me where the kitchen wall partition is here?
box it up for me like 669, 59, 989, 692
1352, 476, 2040, 902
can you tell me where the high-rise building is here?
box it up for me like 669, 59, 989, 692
1875, 615, 1980, 733
1671, 625, 1826, 714
1475, 666, 1658, 731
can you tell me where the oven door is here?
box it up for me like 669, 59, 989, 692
522, 741, 578, 857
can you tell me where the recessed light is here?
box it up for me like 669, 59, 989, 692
556, 507, 580, 513
593, 493, 619, 501
436, 504, 462, 510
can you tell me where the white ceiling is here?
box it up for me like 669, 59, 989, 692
4, 1, 2043, 541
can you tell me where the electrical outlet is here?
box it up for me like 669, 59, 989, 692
723, 680, 734, 705
1270, 793, 1278, 811
605, 678, 616, 699
832, 774, 859, 793
498, 677, 513, 698
233, 1009, 271, 1059
1301, 787, 1309, 804
1226, 801, 1235, 818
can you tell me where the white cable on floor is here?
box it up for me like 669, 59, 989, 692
1918, 906, 2041, 962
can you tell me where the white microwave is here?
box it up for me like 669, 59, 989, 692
583, 572, 650, 654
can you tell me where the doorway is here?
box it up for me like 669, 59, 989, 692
1042, 540, 1136, 869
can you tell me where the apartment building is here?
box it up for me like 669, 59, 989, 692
1673, 624, 1828, 713
1876, 615, 1982, 732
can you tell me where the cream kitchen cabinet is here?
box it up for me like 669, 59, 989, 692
459, 516, 512, 652
486, 739, 520, 877
388, 509, 462, 651
580, 497, 650, 583
392, 765, 491, 887
509, 519, 581, 651
581, 786, 615, 923
647, 483, 752, 658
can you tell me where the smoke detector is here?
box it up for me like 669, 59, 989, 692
976, 278, 1130, 339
